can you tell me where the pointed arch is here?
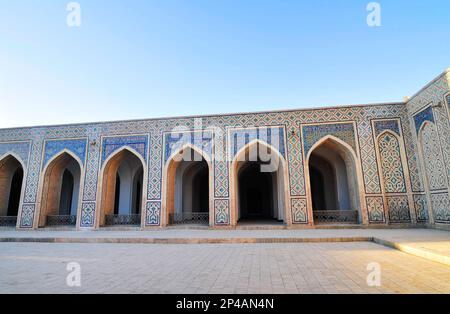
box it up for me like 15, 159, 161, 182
0, 152, 27, 170
306, 135, 358, 162
0, 153, 26, 227
165, 142, 213, 167
374, 130, 414, 223
416, 120, 447, 224
417, 121, 447, 192
35, 149, 84, 228
375, 129, 400, 144
96, 146, 148, 228
304, 135, 366, 225
162, 143, 213, 226
42, 148, 85, 174
375, 130, 407, 194
230, 139, 290, 226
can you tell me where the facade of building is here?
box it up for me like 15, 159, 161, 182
0, 68, 449, 230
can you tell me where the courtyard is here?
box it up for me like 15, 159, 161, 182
1, 228, 450, 294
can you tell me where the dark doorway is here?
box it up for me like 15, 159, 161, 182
238, 162, 274, 221
169, 153, 210, 225
192, 162, 209, 213
309, 166, 326, 211
135, 181, 141, 214
7, 167, 23, 216
101, 149, 143, 226
132, 167, 143, 215
114, 174, 121, 215
58, 170, 74, 215
308, 140, 359, 224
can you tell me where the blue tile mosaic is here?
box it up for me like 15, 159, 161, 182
101, 135, 148, 164
302, 123, 356, 155
229, 126, 286, 158
0, 141, 31, 166
43, 139, 87, 168
164, 130, 213, 163
413, 106, 434, 134
374, 120, 400, 137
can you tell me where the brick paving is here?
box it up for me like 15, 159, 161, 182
1, 241, 450, 294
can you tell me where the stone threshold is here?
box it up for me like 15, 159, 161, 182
0, 236, 372, 244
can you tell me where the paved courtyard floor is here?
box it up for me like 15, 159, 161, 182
1, 241, 450, 294
2, 228, 450, 265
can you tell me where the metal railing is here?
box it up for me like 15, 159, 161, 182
105, 214, 141, 226
0, 216, 17, 227
313, 210, 358, 224
169, 212, 209, 225
46, 215, 77, 226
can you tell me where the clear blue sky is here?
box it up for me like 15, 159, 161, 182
0, 0, 449, 128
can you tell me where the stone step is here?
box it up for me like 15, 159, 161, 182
0, 236, 372, 244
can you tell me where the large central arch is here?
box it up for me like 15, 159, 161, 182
97, 147, 147, 227
230, 140, 290, 226
162, 144, 213, 226
0, 153, 26, 227
305, 136, 365, 225
36, 150, 83, 228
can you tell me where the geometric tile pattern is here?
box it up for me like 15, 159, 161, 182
214, 199, 229, 225
359, 112, 382, 194
291, 198, 308, 224
407, 71, 450, 227
101, 135, 148, 165
213, 122, 229, 199
80, 202, 96, 227
413, 106, 434, 134
302, 123, 356, 156
228, 126, 286, 159
366, 196, 385, 223
374, 120, 400, 137
377, 132, 406, 193
19, 204, 35, 228
82, 127, 101, 202
387, 196, 411, 223
432, 103, 450, 196
42, 138, 87, 168
164, 130, 213, 164
400, 116, 422, 193
413, 194, 429, 223
145, 201, 161, 226
287, 126, 305, 196
431, 193, 450, 223
420, 123, 447, 191
147, 133, 163, 200
22, 140, 43, 204
0, 141, 31, 166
